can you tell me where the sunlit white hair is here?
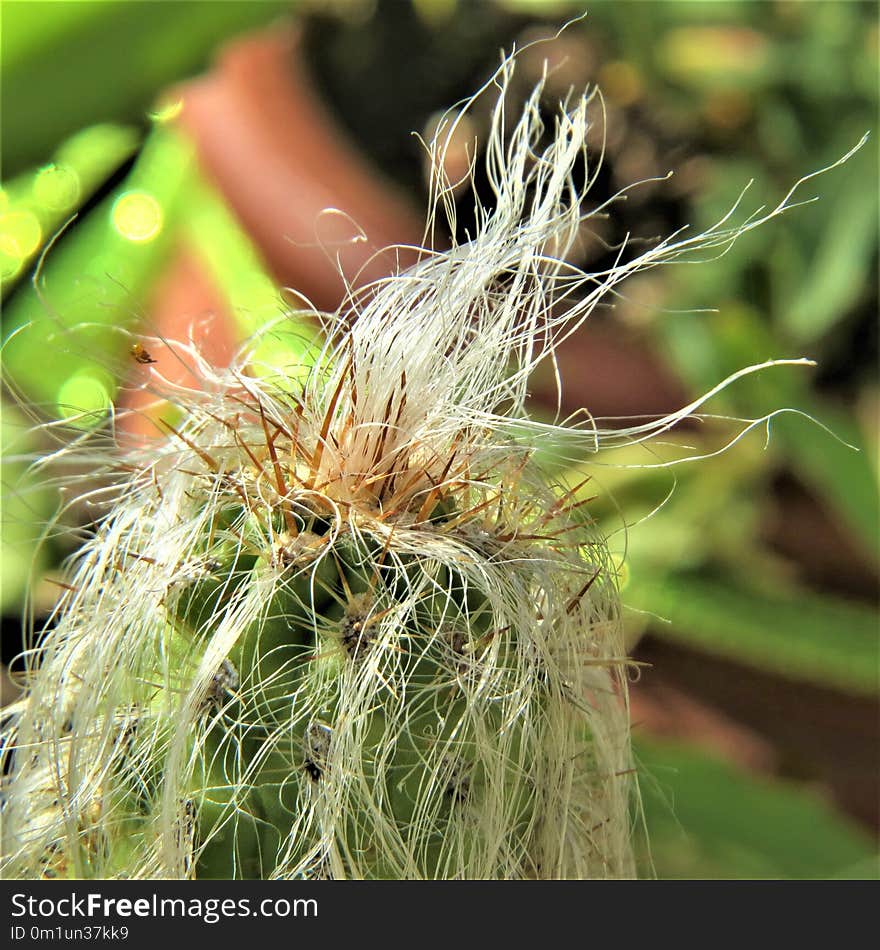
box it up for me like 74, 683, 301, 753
0, 43, 864, 881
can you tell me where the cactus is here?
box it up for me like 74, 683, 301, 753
1, 52, 860, 881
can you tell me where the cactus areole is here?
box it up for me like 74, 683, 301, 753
3, 47, 854, 880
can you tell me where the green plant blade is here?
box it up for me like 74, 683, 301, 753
627, 573, 879, 696
1, 0, 293, 175
636, 736, 880, 879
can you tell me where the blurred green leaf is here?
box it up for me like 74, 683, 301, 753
1, 118, 319, 432
636, 737, 880, 879
781, 140, 878, 343
658, 305, 880, 561
627, 573, 879, 696
1, 403, 53, 614
775, 403, 879, 563
569, 434, 772, 579
2, 126, 192, 418
1, 0, 293, 175
1, 124, 141, 290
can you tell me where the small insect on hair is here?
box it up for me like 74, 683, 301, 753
130, 342, 157, 365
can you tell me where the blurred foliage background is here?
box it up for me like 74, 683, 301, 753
1, 0, 878, 879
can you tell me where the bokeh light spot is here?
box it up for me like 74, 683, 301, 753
149, 97, 184, 123
111, 191, 163, 242
0, 211, 42, 259
0, 248, 23, 281
56, 372, 113, 429
33, 163, 81, 211
413, 0, 455, 26
599, 61, 643, 107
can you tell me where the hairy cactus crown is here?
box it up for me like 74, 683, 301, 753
1, 46, 861, 881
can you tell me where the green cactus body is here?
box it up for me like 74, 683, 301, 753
1, 360, 633, 879
171, 440, 631, 880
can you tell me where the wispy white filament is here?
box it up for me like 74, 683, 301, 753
1, 48, 863, 881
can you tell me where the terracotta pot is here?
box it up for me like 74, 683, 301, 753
176, 23, 424, 313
